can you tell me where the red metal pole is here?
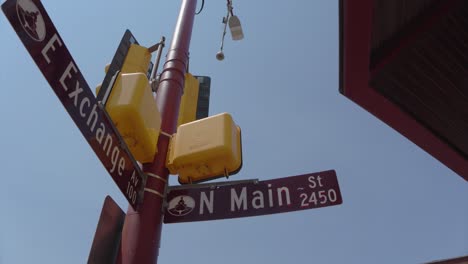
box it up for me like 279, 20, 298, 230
117, 0, 197, 263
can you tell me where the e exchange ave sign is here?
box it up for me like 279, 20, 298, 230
164, 170, 342, 223
2, 0, 145, 208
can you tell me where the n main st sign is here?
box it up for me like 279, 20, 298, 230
165, 170, 342, 223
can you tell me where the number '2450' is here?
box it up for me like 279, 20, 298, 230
300, 189, 337, 207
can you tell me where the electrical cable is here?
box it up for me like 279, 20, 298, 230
227, 0, 234, 16
219, 3, 230, 53
195, 0, 205, 15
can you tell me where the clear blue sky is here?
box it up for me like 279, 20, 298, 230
1, 0, 467, 263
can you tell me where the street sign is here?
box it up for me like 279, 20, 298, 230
88, 196, 125, 264
2, 0, 146, 209
164, 170, 342, 223
96, 29, 139, 105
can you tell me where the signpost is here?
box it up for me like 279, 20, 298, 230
164, 170, 342, 223
2, 0, 145, 209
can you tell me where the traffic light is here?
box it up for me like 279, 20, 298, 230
177, 73, 199, 127
97, 44, 161, 163
167, 112, 242, 184
195, 76, 210, 120
177, 74, 212, 127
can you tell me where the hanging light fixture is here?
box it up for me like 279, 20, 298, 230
228, 1, 244, 41
216, 0, 244, 60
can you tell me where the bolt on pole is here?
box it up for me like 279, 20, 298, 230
116, 0, 197, 263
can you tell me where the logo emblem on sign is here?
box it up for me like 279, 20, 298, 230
167, 195, 195, 216
16, 0, 45, 41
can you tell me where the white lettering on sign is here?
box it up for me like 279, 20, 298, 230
57, 55, 127, 174
277, 187, 291, 206
164, 171, 342, 223
3, 0, 145, 208
41, 33, 62, 63
199, 191, 214, 214
38, 31, 140, 203
79, 97, 90, 117
252, 190, 264, 209
298, 174, 335, 208
59, 62, 77, 92
229, 185, 292, 212
130, 171, 139, 186
300, 189, 338, 207
308, 175, 323, 188
231, 187, 247, 211
69, 81, 83, 106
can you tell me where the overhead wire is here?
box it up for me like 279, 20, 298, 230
227, 0, 234, 16
219, 0, 231, 53
195, 0, 205, 15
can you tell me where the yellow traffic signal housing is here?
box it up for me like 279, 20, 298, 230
166, 112, 242, 184
120, 44, 151, 74
97, 44, 161, 163
107, 73, 161, 163
177, 73, 199, 127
